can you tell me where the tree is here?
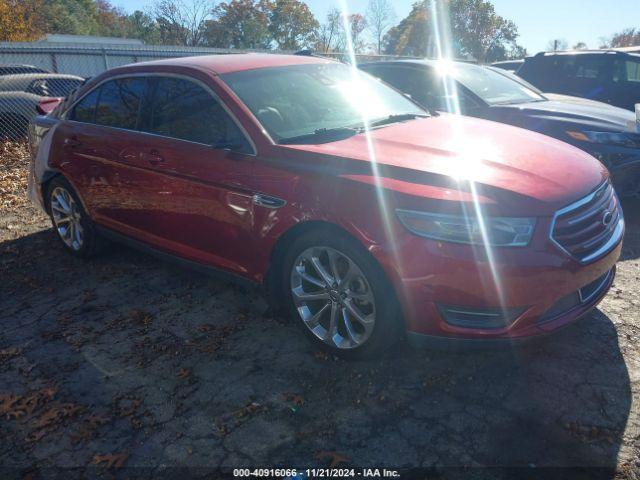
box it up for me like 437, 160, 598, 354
206, 0, 272, 49
0, 0, 43, 41
572, 41, 588, 50
34, 0, 99, 36
268, 0, 319, 51
366, 0, 395, 54
126, 10, 161, 44
95, 0, 129, 37
601, 27, 640, 48
546, 38, 568, 51
316, 8, 344, 53
505, 44, 527, 59
153, 0, 211, 46
346, 13, 367, 53
383, 0, 522, 62
382, 2, 430, 57
448, 0, 519, 62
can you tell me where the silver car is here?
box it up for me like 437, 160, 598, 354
0, 73, 84, 139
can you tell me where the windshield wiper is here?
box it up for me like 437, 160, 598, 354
278, 126, 363, 145
369, 113, 429, 128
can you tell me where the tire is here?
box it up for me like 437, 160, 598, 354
46, 176, 102, 258
281, 228, 403, 358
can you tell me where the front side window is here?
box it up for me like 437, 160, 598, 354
145, 77, 249, 150
220, 63, 426, 143
95, 78, 147, 130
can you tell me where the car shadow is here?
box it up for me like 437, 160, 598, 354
0, 228, 634, 476
389, 311, 631, 476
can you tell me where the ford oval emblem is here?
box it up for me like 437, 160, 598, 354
602, 210, 613, 226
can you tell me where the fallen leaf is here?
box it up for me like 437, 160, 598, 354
92, 452, 129, 470
282, 392, 305, 407
314, 451, 351, 468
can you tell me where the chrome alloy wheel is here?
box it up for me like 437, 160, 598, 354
290, 246, 376, 349
50, 187, 84, 251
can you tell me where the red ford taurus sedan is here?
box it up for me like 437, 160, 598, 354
28, 54, 624, 357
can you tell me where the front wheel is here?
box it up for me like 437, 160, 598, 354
282, 230, 403, 358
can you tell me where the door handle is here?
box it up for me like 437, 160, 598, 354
64, 136, 82, 148
141, 150, 165, 166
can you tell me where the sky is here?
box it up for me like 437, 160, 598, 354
114, 0, 638, 54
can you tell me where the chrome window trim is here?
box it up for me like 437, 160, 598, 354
549, 181, 624, 264
62, 71, 257, 156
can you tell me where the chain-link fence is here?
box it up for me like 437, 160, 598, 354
0, 41, 409, 140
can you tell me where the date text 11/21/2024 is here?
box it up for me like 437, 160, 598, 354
232, 468, 401, 477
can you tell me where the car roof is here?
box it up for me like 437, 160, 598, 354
532, 50, 640, 59
359, 58, 476, 70
492, 60, 524, 65
129, 53, 336, 75
0, 73, 84, 90
0, 73, 83, 80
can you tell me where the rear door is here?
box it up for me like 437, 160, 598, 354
55, 76, 152, 229
568, 54, 614, 102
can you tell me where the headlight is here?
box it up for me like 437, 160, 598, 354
567, 130, 638, 148
395, 210, 536, 247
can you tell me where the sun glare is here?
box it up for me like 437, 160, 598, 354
428, 0, 510, 318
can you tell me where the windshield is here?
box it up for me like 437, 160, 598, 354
447, 62, 545, 105
221, 63, 426, 143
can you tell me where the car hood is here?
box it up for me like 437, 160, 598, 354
281, 115, 607, 215
488, 98, 638, 133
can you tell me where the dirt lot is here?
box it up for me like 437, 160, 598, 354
1, 140, 640, 478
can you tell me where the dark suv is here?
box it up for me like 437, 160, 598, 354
518, 51, 640, 111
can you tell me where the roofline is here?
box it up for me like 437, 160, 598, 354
534, 49, 639, 57
359, 57, 476, 67
0, 73, 84, 79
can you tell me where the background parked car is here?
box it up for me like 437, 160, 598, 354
0, 64, 50, 76
0, 73, 84, 139
360, 59, 640, 197
517, 50, 640, 111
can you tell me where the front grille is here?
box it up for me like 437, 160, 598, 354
551, 181, 624, 263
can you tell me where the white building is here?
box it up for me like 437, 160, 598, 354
37, 34, 144, 46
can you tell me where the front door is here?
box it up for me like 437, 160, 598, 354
110, 75, 258, 276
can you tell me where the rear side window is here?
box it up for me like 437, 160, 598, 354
613, 59, 640, 83
70, 88, 100, 123
145, 77, 249, 149
572, 55, 610, 80
95, 78, 147, 130
520, 55, 613, 87
364, 65, 443, 107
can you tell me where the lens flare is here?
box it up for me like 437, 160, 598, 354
338, 0, 401, 267
428, 0, 509, 318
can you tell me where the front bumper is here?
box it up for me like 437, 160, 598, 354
382, 216, 623, 341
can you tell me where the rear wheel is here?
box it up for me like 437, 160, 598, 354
282, 229, 403, 358
46, 177, 101, 258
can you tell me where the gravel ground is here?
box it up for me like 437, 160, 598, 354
1, 141, 640, 478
